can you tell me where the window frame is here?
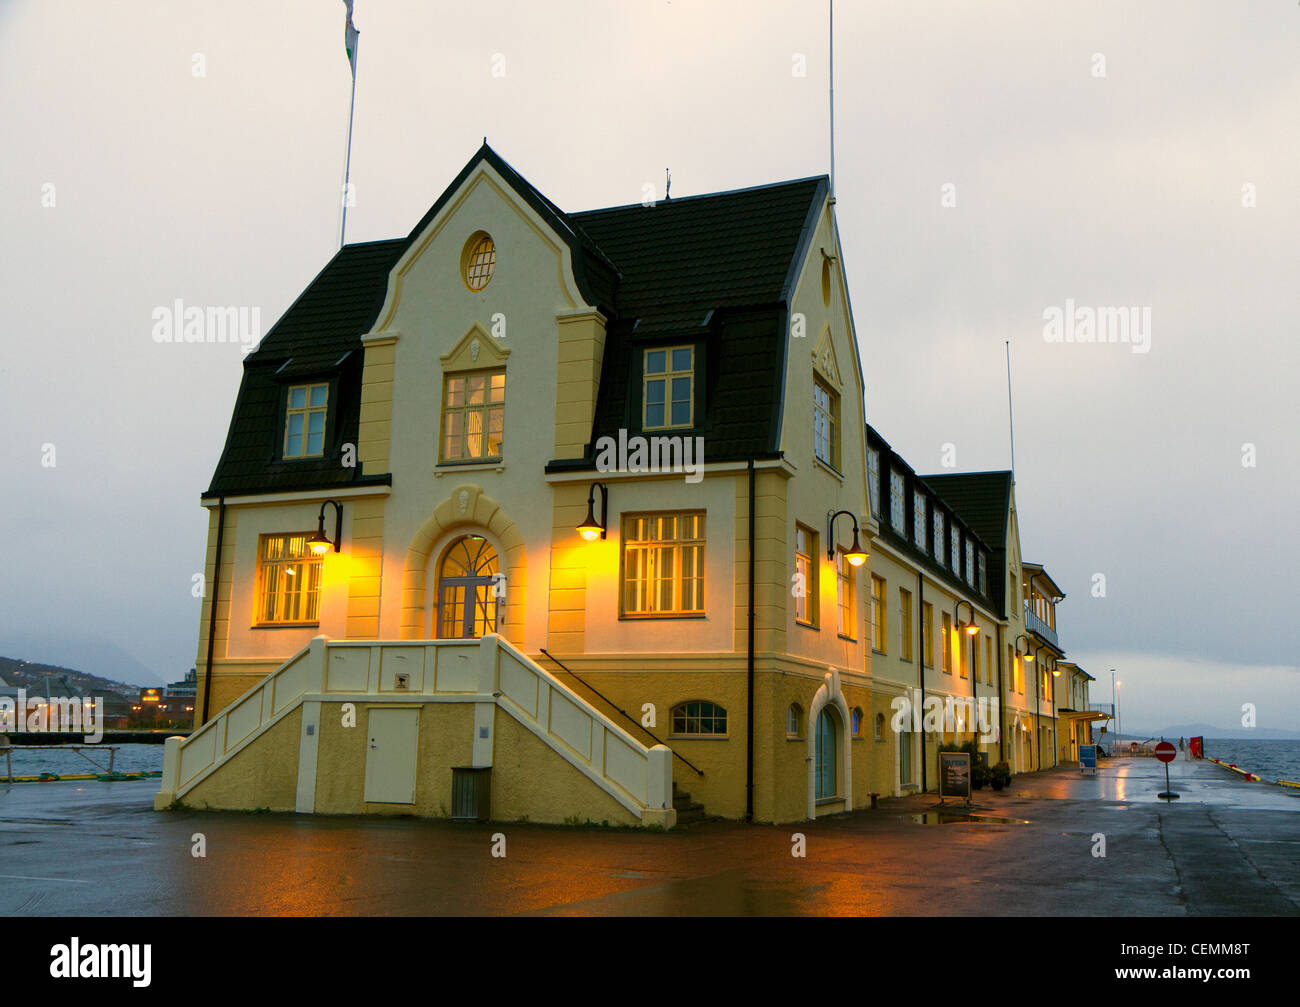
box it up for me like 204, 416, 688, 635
438, 367, 506, 464
619, 510, 706, 619
795, 523, 818, 628
836, 547, 857, 641
922, 601, 934, 667
254, 532, 324, 627
670, 700, 728, 739
870, 574, 887, 654
899, 588, 914, 662
941, 611, 952, 674
813, 374, 840, 470
642, 345, 695, 431
282, 382, 330, 460
913, 491, 927, 552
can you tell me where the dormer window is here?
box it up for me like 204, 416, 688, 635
965, 540, 975, 587
644, 346, 694, 429
889, 469, 905, 531
933, 512, 945, 567
441, 369, 505, 461
284, 383, 328, 459
913, 491, 927, 552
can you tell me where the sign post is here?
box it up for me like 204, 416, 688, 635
1155, 740, 1179, 800
938, 752, 971, 807
1078, 744, 1097, 776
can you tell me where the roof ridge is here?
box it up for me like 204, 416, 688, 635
570, 174, 828, 217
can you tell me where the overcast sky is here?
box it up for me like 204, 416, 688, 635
1, 0, 1296, 733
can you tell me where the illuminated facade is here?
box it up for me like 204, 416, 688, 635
159, 144, 1087, 823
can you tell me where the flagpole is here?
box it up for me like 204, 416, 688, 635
339, 40, 358, 249
1005, 339, 1016, 475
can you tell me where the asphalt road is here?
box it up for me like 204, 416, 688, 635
2, 757, 1296, 916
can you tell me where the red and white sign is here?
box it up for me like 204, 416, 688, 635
1155, 741, 1177, 763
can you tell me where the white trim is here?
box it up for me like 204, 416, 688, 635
543, 457, 797, 484
201, 485, 391, 507
806, 667, 853, 819
295, 700, 321, 813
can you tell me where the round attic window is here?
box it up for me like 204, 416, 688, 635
462, 231, 496, 291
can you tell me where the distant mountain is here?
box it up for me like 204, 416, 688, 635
0, 656, 143, 701
0, 632, 166, 687
1119, 722, 1300, 741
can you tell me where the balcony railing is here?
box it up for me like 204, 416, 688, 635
1090, 702, 1114, 717
1024, 605, 1059, 647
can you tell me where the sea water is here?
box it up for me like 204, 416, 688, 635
0, 742, 164, 777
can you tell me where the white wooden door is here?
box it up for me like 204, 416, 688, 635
364, 708, 419, 804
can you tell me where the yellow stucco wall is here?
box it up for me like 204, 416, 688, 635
183, 707, 301, 811
490, 709, 639, 825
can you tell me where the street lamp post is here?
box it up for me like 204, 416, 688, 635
1116, 679, 1123, 755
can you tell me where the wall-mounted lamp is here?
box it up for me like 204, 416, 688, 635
577, 482, 608, 541
1014, 633, 1034, 662
827, 510, 868, 567
955, 598, 979, 636
309, 500, 344, 555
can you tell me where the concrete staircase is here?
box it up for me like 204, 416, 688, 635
672, 781, 708, 825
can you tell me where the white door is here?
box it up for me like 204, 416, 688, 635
364, 708, 420, 804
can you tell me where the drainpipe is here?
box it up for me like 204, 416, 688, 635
200, 497, 226, 726
1033, 644, 1046, 771
995, 623, 1005, 763
917, 570, 926, 792
745, 459, 756, 822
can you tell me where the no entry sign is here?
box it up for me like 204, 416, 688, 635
1155, 741, 1177, 763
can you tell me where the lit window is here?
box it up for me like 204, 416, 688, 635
889, 470, 906, 531
671, 700, 727, 737
256, 533, 322, 625
622, 512, 705, 616
836, 549, 856, 640
933, 512, 944, 567
462, 232, 495, 290
441, 370, 505, 461
867, 448, 881, 516
284, 383, 328, 458
813, 377, 840, 468
913, 491, 927, 552
787, 703, 803, 738
795, 524, 816, 626
899, 588, 914, 661
941, 612, 952, 673
644, 346, 694, 429
871, 575, 886, 653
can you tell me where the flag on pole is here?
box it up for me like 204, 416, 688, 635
343, 0, 359, 80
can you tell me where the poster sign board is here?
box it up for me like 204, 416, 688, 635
1079, 744, 1097, 775
939, 752, 971, 803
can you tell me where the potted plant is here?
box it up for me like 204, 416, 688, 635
990, 761, 1011, 791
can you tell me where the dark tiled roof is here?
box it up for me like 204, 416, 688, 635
571, 177, 826, 336
206, 145, 829, 495
557, 177, 827, 466
203, 240, 405, 497
921, 471, 1015, 616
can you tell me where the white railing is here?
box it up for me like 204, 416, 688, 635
158, 635, 673, 824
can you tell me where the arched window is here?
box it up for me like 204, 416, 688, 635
850, 706, 864, 737
671, 701, 727, 737
815, 707, 839, 799
786, 703, 803, 738
874, 712, 885, 740
436, 535, 501, 639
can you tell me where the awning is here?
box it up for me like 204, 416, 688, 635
1058, 710, 1111, 723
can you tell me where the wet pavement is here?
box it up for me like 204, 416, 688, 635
1, 757, 1296, 915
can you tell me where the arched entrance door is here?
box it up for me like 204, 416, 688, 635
436, 535, 501, 639
815, 707, 840, 800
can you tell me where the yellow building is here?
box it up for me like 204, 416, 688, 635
158, 144, 876, 825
